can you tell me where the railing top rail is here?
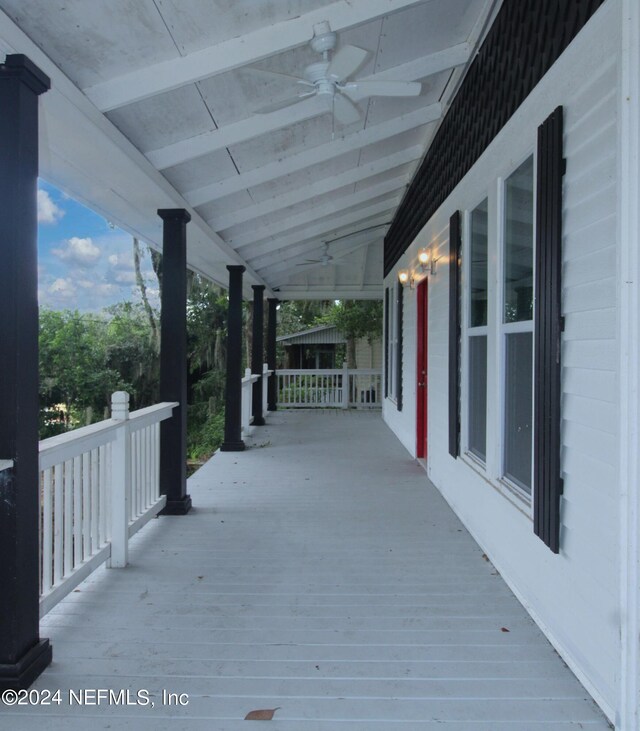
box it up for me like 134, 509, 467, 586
129, 401, 178, 421
39, 401, 177, 470
242, 374, 260, 384
39, 418, 120, 461
128, 401, 178, 431
278, 368, 382, 376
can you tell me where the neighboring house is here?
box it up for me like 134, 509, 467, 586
277, 324, 382, 370
382, 1, 635, 725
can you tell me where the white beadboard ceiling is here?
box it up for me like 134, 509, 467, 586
0, 0, 497, 299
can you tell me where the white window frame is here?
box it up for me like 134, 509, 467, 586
497, 151, 537, 502
462, 196, 490, 467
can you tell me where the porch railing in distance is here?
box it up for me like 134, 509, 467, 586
38, 392, 177, 616
241, 363, 273, 435
277, 367, 382, 409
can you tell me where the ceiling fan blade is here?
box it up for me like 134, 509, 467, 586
342, 80, 422, 101
327, 45, 368, 81
333, 93, 361, 125
254, 92, 316, 114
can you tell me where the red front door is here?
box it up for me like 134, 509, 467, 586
416, 279, 428, 459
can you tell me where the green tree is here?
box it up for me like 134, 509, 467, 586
104, 301, 159, 409
39, 309, 126, 434
326, 300, 383, 368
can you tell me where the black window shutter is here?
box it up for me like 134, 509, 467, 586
534, 106, 564, 554
448, 211, 461, 458
384, 287, 389, 398
396, 282, 403, 411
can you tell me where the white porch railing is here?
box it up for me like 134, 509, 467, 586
241, 363, 273, 435
38, 392, 177, 616
277, 366, 382, 408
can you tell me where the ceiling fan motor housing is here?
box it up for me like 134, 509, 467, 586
311, 21, 337, 55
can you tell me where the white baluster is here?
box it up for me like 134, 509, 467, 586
63, 460, 73, 576
42, 468, 53, 593
53, 463, 63, 585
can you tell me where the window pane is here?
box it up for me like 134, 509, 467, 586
504, 332, 533, 492
504, 156, 534, 323
470, 199, 488, 327
468, 335, 487, 461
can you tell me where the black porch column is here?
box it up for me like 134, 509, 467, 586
267, 298, 279, 411
221, 266, 246, 451
158, 209, 192, 515
0, 55, 52, 689
251, 285, 266, 426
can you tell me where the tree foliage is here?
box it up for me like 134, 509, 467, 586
39, 309, 127, 435
325, 300, 383, 367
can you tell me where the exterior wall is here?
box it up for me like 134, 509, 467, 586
383, 0, 620, 721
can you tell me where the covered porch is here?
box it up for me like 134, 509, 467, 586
1, 410, 609, 729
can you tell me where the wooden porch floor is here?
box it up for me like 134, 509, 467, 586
3, 411, 609, 730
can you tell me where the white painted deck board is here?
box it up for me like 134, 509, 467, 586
2, 411, 609, 729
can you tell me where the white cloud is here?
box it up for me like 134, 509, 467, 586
48, 278, 76, 299
37, 189, 64, 224
52, 237, 102, 267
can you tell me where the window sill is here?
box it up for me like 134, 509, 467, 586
459, 453, 532, 520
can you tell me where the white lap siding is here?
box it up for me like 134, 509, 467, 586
383, 0, 620, 721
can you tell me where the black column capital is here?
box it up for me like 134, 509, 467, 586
252, 285, 266, 294
227, 264, 246, 274
0, 55, 50, 95
157, 208, 191, 224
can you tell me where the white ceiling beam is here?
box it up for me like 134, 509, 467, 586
226, 176, 407, 249
84, 0, 429, 112
371, 41, 469, 82
242, 213, 392, 260
274, 285, 383, 300
186, 103, 441, 205
247, 200, 399, 266
147, 47, 451, 170
148, 96, 326, 170
214, 144, 422, 231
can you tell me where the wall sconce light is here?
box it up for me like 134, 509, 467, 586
429, 250, 440, 275
418, 248, 430, 272
398, 269, 410, 286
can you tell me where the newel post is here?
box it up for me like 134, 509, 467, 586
108, 392, 130, 569
0, 54, 52, 690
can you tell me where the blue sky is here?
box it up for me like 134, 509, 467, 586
37, 180, 159, 312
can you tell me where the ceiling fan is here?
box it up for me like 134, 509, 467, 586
296, 242, 349, 268
254, 21, 422, 125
